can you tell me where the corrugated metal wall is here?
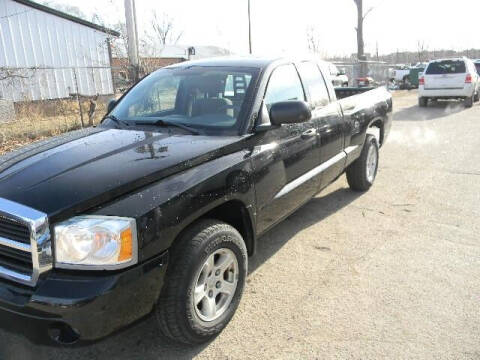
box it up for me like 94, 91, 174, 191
0, 0, 114, 102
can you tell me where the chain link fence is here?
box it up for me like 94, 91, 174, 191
0, 65, 117, 153
332, 61, 395, 87
0, 59, 397, 154
0, 60, 184, 154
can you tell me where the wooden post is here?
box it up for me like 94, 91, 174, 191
73, 68, 84, 128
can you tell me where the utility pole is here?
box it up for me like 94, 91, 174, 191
124, 0, 140, 82
247, 0, 252, 54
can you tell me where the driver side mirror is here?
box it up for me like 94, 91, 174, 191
269, 101, 312, 126
107, 99, 117, 113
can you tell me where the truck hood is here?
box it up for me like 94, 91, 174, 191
0, 128, 246, 220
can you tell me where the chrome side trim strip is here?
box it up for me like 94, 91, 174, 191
345, 145, 359, 155
0, 236, 31, 252
275, 152, 346, 199
0, 198, 52, 287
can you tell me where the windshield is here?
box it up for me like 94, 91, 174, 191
425, 60, 466, 74
111, 66, 258, 133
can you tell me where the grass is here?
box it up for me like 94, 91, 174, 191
0, 99, 107, 155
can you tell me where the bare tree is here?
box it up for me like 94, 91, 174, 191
416, 40, 428, 63
353, 0, 375, 60
139, 12, 184, 57
41, 1, 87, 19
110, 22, 129, 58
150, 11, 183, 47
306, 26, 320, 54
306, 26, 328, 58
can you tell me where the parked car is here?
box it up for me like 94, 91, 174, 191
418, 57, 480, 107
405, 63, 428, 89
356, 76, 376, 87
389, 64, 410, 85
327, 62, 349, 87
0, 57, 392, 346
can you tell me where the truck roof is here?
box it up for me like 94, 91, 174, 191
166, 56, 283, 69
164, 56, 332, 70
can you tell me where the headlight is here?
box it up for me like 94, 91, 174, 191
54, 216, 138, 270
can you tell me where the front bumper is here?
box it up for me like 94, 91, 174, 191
0, 251, 168, 346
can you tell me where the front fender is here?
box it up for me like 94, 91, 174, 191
93, 150, 256, 262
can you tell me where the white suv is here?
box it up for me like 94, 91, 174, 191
418, 57, 479, 108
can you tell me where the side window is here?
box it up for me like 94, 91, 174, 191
264, 64, 305, 109
297, 62, 330, 108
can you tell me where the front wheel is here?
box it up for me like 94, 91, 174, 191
156, 219, 248, 344
346, 135, 379, 192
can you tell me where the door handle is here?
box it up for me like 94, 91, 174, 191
301, 129, 317, 139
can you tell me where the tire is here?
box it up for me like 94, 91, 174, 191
343, 82, 349, 87
474, 91, 479, 102
156, 219, 248, 344
346, 134, 379, 192
418, 97, 428, 107
465, 94, 474, 108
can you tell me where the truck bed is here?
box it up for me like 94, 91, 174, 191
334, 86, 377, 99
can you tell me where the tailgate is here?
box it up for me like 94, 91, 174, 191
425, 74, 465, 89
424, 60, 467, 89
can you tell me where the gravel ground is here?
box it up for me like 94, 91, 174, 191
1, 90, 479, 360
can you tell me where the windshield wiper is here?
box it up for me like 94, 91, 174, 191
103, 115, 129, 129
135, 119, 201, 135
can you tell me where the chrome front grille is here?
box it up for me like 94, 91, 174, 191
0, 198, 52, 287
0, 216, 31, 244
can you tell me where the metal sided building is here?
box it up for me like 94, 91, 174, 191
0, 0, 119, 102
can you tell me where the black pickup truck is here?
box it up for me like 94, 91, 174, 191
0, 57, 392, 346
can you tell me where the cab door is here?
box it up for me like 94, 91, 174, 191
254, 64, 323, 234
297, 61, 346, 190
317, 103, 345, 189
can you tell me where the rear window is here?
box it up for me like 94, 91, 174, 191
425, 60, 466, 75
297, 61, 330, 108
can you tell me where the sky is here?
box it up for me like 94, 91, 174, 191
57, 0, 480, 57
